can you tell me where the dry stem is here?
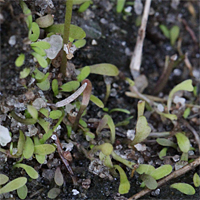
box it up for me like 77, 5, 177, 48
129, 0, 151, 79
128, 156, 200, 200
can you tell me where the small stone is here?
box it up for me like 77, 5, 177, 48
91, 39, 97, 45
127, 130, 135, 141
157, 104, 164, 112
32, 98, 47, 110
173, 96, 185, 107
151, 188, 160, 196
0, 125, 11, 146
134, 143, 146, 151
110, 88, 117, 97
42, 169, 54, 181
72, 189, 79, 195
8, 35, 16, 46
172, 155, 180, 162
125, 6, 132, 13
171, 0, 180, 9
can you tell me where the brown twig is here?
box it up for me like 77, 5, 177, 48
128, 156, 200, 200
54, 134, 77, 185
129, 0, 152, 79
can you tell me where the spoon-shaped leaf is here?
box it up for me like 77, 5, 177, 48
170, 183, 195, 195
131, 116, 151, 145
0, 174, 9, 185
175, 132, 190, 153
141, 174, 157, 190
114, 165, 130, 194
23, 137, 34, 159
17, 185, 28, 200
167, 79, 193, 112
89, 63, 119, 76
34, 144, 56, 155
14, 164, 38, 179
150, 165, 172, 180
193, 173, 200, 187
0, 177, 27, 194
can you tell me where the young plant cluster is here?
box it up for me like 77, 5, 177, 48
0, 1, 199, 199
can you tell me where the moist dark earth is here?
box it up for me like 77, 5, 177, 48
0, 0, 200, 199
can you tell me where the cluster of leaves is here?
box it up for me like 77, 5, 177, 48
1, 1, 199, 199
159, 24, 180, 46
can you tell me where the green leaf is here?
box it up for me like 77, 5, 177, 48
47, 188, 61, 199
0, 177, 27, 195
159, 24, 170, 38
31, 41, 51, 49
23, 137, 34, 159
31, 52, 48, 68
104, 115, 115, 144
15, 54, 25, 67
54, 167, 64, 186
131, 116, 151, 145
37, 118, 50, 133
52, 79, 59, 96
61, 81, 80, 92
89, 63, 119, 76
0, 174, 9, 185
109, 108, 130, 114
77, 66, 90, 82
114, 165, 130, 194
157, 111, 177, 121
193, 173, 200, 187
49, 110, 62, 119
116, 0, 126, 13
78, 1, 91, 12
136, 164, 155, 175
137, 101, 145, 118
156, 138, 177, 149
183, 107, 191, 119
39, 108, 49, 118
20, 68, 30, 79
96, 143, 113, 156
175, 132, 190, 153
170, 25, 180, 46
73, 39, 86, 48
27, 105, 38, 120
170, 183, 195, 195
36, 14, 54, 28
37, 78, 50, 91
150, 165, 172, 180
141, 174, 157, 190
17, 185, 28, 200
159, 147, 168, 160
14, 164, 39, 179
90, 94, 104, 108
31, 46, 46, 56
34, 144, 56, 155
29, 22, 40, 42
10, 111, 37, 125
16, 130, 26, 157
20, 1, 32, 29
73, 0, 91, 5
39, 129, 53, 144
45, 24, 86, 40
167, 79, 193, 111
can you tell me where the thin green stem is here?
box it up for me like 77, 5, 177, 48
61, 0, 73, 76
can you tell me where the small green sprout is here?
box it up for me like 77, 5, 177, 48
193, 173, 200, 187
15, 53, 25, 67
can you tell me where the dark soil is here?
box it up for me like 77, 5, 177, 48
0, 0, 199, 199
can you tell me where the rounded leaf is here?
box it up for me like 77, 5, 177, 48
34, 144, 56, 155
170, 183, 195, 195
0, 177, 27, 194
27, 105, 38, 120
54, 167, 64, 186
49, 110, 62, 119
90, 95, 104, 108
23, 137, 34, 159
15, 54, 25, 67
20, 68, 31, 79
89, 63, 119, 76
193, 173, 200, 187
0, 174, 9, 185
141, 174, 157, 190
77, 66, 90, 82
29, 22, 40, 42
47, 188, 61, 199
150, 165, 172, 180
175, 132, 190, 153
17, 184, 28, 200
61, 81, 80, 92
98, 143, 113, 156
32, 52, 48, 68
14, 164, 39, 179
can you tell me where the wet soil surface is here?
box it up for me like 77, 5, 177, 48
0, 0, 200, 199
